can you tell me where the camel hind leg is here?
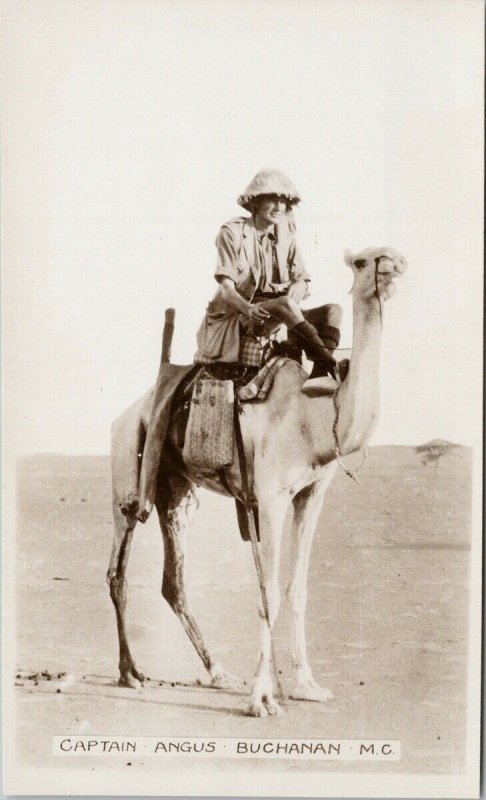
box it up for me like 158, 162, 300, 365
111, 388, 153, 517
108, 390, 153, 686
107, 503, 144, 688
156, 473, 241, 690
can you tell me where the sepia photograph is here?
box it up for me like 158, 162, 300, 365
2, 0, 483, 797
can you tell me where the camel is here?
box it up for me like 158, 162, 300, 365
108, 245, 407, 717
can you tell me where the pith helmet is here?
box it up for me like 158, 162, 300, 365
237, 168, 301, 210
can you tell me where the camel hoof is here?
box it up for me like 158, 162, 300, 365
118, 669, 144, 689
210, 671, 243, 691
246, 701, 268, 718
266, 698, 283, 716
289, 682, 334, 702
118, 675, 142, 689
246, 697, 283, 717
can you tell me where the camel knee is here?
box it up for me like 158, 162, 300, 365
109, 574, 127, 607
118, 494, 140, 519
109, 572, 125, 594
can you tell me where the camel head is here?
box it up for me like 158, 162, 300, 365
344, 247, 407, 304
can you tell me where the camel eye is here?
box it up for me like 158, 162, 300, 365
354, 259, 367, 270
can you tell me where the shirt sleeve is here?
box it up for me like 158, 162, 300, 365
288, 237, 311, 283
214, 225, 241, 284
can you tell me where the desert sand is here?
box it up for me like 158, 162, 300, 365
14, 444, 472, 779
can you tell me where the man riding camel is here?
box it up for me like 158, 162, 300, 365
135, 169, 343, 522
194, 168, 342, 379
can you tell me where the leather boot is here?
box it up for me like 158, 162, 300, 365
309, 324, 341, 380
291, 321, 337, 378
309, 323, 351, 384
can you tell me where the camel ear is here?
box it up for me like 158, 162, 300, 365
343, 249, 355, 268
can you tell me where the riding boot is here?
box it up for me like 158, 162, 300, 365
291, 321, 338, 378
309, 323, 341, 379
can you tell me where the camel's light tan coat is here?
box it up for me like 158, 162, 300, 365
108, 247, 407, 716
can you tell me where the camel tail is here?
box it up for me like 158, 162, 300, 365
161, 307, 175, 365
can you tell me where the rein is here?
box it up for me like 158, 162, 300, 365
331, 383, 368, 485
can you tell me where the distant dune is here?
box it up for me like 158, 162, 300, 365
17, 442, 471, 465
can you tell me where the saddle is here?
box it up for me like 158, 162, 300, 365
158, 357, 291, 541
136, 307, 349, 532
179, 357, 287, 469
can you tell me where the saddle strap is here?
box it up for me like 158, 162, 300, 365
233, 401, 257, 515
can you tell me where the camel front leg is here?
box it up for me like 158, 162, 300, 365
247, 497, 288, 717
156, 474, 242, 690
287, 466, 336, 702
107, 504, 144, 688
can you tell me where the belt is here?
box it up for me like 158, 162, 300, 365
252, 291, 287, 301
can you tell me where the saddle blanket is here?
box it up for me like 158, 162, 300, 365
238, 356, 288, 402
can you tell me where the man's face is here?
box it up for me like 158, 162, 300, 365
254, 194, 287, 226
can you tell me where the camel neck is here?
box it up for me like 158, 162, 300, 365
334, 297, 383, 454
349, 298, 383, 378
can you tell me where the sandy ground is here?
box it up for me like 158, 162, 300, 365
13, 445, 472, 781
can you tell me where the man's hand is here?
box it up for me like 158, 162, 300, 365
247, 303, 270, 322
287, 280, 308, 304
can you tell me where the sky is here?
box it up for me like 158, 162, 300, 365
3, 0, 484, 456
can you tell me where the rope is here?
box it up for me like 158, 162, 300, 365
374, 257, 385, 328
331, 386, 368, 484
233, 399, 285, 704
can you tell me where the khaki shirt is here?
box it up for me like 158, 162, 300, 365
195, 215, 310, 363
214, 215, 310, 298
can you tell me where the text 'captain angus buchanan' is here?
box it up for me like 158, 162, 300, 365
54, 737, 400, 760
